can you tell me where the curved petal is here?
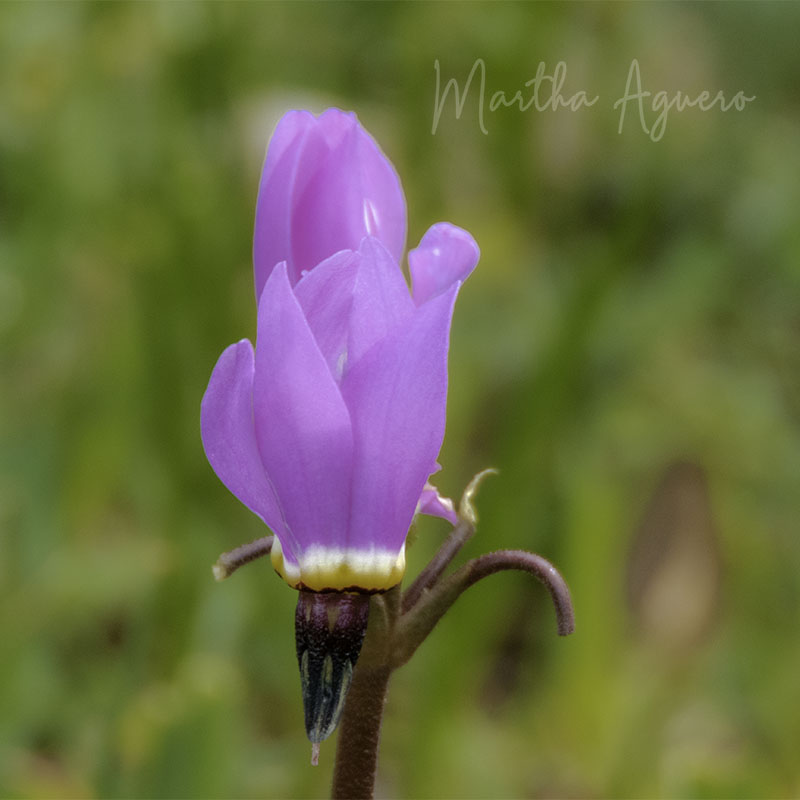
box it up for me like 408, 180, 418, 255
294, 237, 415, 385
253, 110, 330, 296
200, 340, 285, 535
417, 483, 458, 526
341, 284, 459, 555
294, 249, 360, 383
291, 112, 406, 285
409, 222, 480, 306
253, 263, 354, 564
315, 106, 360, 148
347, 237, 414, 370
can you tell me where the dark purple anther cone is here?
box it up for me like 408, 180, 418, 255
295, 590, 371, 746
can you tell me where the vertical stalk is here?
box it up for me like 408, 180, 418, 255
330, 587, 399, 799
330, 665, 392, 800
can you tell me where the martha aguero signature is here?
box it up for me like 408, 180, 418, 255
432, 58, 756, 142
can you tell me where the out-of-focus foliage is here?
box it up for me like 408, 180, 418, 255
2, 3, 799, 798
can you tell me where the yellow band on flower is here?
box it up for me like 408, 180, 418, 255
270, 538, 406, 592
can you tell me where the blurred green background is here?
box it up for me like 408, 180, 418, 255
2, 3, 799, 798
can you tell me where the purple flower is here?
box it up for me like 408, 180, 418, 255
201, 109, 478, 592
252, 108, 407, 299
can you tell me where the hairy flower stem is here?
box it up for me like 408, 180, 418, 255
330, 664, 392, 799
330, 546, 575, 798
402, 469, 496, 612
331, 586, 399, 799
212, 535, 274, 580
210, 473, 576, 800
401, 517, 475, 612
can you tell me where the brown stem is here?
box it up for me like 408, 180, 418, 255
212, 535, 274, 580
401, 517, 475, 612
465, 551, 576, 637
401, 468, 496, 612
330, 665, 392, 800
327, 471, 573, 800
330, 587, 399, 799
393, 549, 575, 668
